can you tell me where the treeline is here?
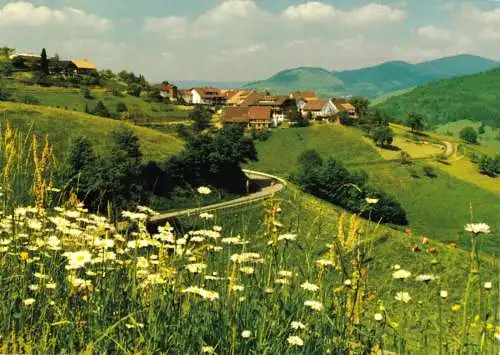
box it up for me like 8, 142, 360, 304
61, 124, 257, 217
290, 150, 408, 226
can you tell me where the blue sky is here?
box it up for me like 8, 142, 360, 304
0, 0, 499, 81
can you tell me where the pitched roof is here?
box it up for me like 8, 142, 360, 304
71, 59, 97, 70
193, 87, 225, 99
248, 106, 272, 121
291, 91, 317, 100
222, 107, 250, 123
241, 93, 290, 107
227, 90, 255, 105
331, 99, 355, 111
303, 99, 326, 111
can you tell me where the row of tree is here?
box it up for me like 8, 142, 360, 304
62, 124, 258, 217
290, 150, 409, 225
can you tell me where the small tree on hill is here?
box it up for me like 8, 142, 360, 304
116, 102, 127, 113
40, 48, 49, 75
190, 105, 212, 132
349, 96, 370, 119
93, 101, 111, 118
371, 126, 394, 147
459, 126, 478, 144
407, 112, 425, 133
127, 84, 142, 97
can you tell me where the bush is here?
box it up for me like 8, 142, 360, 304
112, 87, 124, 97
116, 102, 127, 113
19, 95, 40, 105
423, 166, 437, 178
251, 130, 272, 141
0, 84, 13, 101
291, 151, 408, 225
459, 127, 478, 144
81, 87, 93, 99
92, 101, 111, 118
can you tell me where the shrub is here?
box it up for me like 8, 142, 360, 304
116, 101, 127, 113
81, 87, 93, 99
459, 127, 478, 144
423, 165, 437, 178
19, 95, 40, 105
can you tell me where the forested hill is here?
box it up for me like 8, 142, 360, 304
244, 54, 499, 98
375, 68, 500, 128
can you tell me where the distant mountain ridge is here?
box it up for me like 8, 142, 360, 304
244, 54, 500, 99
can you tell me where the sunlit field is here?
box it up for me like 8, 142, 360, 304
0, 124, 498, 353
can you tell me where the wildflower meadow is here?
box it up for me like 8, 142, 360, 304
0, 124, 498, 353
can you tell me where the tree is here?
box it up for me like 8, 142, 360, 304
459, 126, 478, 144
116, 102, 127, 113
189, 104, 212, 132
11, 56, 26, 70
0, 84, 13, 101
407, 112, 425, 133
478, 123, 485, 135
0, 47, 15, 58
349, 96, 370, 119
40, 48, 49, 75
127, 84, 142, 97
0, 62, 14, 77
81, 87, 93, 99
371, 126, 394, 147
63, 136, 98, 202
298, 149, 323, 169
92, 101, 111, 118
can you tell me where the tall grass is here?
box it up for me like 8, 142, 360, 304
0, 124, 498, 353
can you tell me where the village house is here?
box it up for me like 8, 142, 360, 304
158, 83, 178, 101
301, 99, 336, 119
331, 99, 358, 120
191, 87, 226, 106
290, 91, 318, 110
224, 90, 255, 106
240, 93, 295, 126
221, 106, 273, 130
71, 59, 97, 75
178, 89, 193, 104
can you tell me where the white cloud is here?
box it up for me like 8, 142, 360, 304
199, 0, 267, 24
0, 1, 111, 31
416, 25, 452, 41
282, 2, 406, 25
143, 16, 187, 31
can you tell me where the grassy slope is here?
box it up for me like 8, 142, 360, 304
194, 187, 498, 350
246, 125, 500, 255
245, 124, 382, 176
375, 68, 500, 129
6, 80, 192, 122
436, 119, 500, 152
0, 102, 184, 162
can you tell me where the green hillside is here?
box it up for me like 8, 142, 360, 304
246, 125, 500, 255
0, 101, 184, 162
244, 54, 499, 99
2, 80, 192, 122
375, 68, 500, 129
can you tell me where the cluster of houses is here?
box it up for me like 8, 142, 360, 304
158, 83, 358, 130
9, 52, 97, 75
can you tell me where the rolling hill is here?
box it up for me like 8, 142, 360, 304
375, 67, 500, 129
0, 101, 184, 162
245, 124, 500, 255
244, 54, 499, 99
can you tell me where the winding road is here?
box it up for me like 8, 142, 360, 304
149, 170, 286, 225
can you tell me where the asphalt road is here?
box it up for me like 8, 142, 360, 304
149, 170, 285, 224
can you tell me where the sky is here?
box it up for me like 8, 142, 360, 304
0, 0, 499, 82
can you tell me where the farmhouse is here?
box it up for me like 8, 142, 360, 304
71, 59, 97, 74
179, 89, 193, 104
191, 87, 226, 105
225, 90, 255, 106
331, 99, 358, 119
158, 83, 178, 100
221, 106, 273, 130
241, 93, 295, 126
302, 99, 335, 119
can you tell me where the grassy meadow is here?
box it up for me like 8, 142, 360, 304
245, 124, 382, 176
0, 101, 184, 162
436, 120, 500, 152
